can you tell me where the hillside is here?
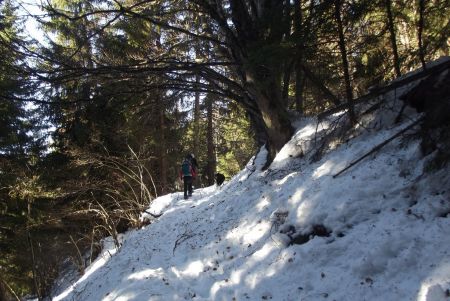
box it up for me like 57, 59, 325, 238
52, 70, 450, 301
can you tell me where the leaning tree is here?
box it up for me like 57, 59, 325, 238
41, 0, 299, 164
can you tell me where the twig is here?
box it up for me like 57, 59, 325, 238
69, 235, 85, 274
173, 232, 196, 255
333, 117, 423, 178
144, 210, 163, 218
0, 277, 21, 301
311, 113, 349, 163
318, 59, 450, 120
89, 228, 96, 265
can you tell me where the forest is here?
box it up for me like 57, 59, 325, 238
0, 0, 448, 299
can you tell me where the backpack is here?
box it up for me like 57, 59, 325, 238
181, 159, 192, 177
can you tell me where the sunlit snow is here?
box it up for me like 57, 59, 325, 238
52, 67, 450, 301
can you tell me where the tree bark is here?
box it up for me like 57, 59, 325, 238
281, 0, 292, 108
294, 0, 304, 114
384, 0, 402, 77
193, 72, 201, 157
334, 0, 356, 124
295, 68, 305, 114
282, 61, 292, 108
243, 98, 268, 148
151, 30, 168, 194
206, 95, 216, 186
195, 0, 295, 162
417, 0, 427, 70
157, 91, 168, 194
246, 72, 295, 163
27, 201, 41, 300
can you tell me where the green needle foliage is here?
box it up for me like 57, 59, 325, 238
0, 0, 448, 298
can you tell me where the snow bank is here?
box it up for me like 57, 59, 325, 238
53, 91, 450, 301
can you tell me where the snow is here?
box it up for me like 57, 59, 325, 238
52, 82, 450, 300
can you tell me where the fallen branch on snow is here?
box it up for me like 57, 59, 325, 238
173, 231, 196, 255
144, 210, 163, 218
333, 117, 423, 178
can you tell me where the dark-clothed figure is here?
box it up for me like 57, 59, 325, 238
180, 155, 196, 199
215, 173, 225, 186
186, 153, 199, 189
190, 154, 199, 175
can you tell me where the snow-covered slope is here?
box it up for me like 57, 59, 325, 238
53, 87, 450, 301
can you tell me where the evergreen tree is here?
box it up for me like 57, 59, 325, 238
1, 1, 449, 297
0, 1, 48, 298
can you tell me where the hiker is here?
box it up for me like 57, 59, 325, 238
180, 154, 196, 199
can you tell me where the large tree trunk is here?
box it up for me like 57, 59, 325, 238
417, 0, 427, 70
27, 201, 41, 300
193, 73, 201, 157
206, 95, 216, 186
197, 0, 295, 164
193, 73, 201, 188
294, 0, 304, 114
157, 93, 168, 194
282, 62, 292, 108
334, 0, 356, 124
235, 94, 268, 148
295, 68, 305, 114
384, 0, 402, 77
152, 32, 168, 194
246, 73, 295, 163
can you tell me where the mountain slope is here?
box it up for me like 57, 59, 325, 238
53, 74, 450, 301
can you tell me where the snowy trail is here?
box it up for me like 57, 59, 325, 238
53, 93, 450, 301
